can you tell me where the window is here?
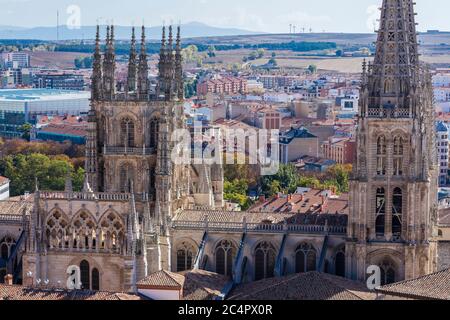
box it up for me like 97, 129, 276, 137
215, 240, 236, 276
392, 188, 403, 239
92, 268, 100, 291
376, 136, 387, 176
120, 163, 135, 193
177, 243, 194, 272
376, 188, 386, 236
80, 260, 90, 290
393, 137, 404, 176
120, 118, 135, 148
380, 260, 396, 285
1, 243, 8, 260
295, 243, 317, 273
335, 250, 346, 277
254, 242, 276, 281
149, 119, 159, 149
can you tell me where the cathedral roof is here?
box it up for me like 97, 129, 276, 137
174, 210, 348, 228
137, 269, 229, 300
376, 268, 450, 300
0, 199, 33, 216
137, 270, 185, 289
228, 272, 376, 300
0, 284, 142, 300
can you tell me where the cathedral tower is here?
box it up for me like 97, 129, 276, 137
347, 0, 439, 284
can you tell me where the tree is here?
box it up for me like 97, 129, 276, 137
207, 45, 216, 58
0, 153, 85, 196
18, 123, 32, 141
308, 64, 318, 74
256, 49, 265, 59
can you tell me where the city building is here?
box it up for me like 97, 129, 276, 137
322, 136, 356, 165
197, 76, 247, 97
33, 73, 85, 91
280, 127, 320, 163
0, 89, 90, 137
2, 52, 30, 69
0, 177, 10, 201
436, 122, 449, 186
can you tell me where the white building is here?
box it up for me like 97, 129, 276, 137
0, 177, 10, 201
436, 122, 449, 186
0, 89, 90, 137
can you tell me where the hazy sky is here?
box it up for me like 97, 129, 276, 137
0, 0, 448, 33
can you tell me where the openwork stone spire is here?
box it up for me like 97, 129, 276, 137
103, 25, 116, 99
367, 0, 420, 112
175, 25, 184, 100
91, 25, 103, 101
127, 27, 137, 93
137, 25, 149, 97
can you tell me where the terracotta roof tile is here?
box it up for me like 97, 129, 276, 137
228, 272, 376, 300
137, 270, 185, 288
376, 268, 450, 300
0, 284, 142, 301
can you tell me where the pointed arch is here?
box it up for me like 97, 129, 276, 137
215, 240, 237, 276
119, 162, 135, 193
46, 209, 70, 250
295, 243, 317, 273
376, 135, 387, 176
254, 241, 277, 281
375, 187, 386, 236
176, 240, 196, 272
70, 209, 97, 251
99, 210, 125, 254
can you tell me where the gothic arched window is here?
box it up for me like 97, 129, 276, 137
335, 250, 346, 277
177, 242, 195, 272
1, 243, 9, 260
376, 136, 387, 176
295, 243, 317, 273
254, 242, 276, 281
149, 119, 159, 149
376, 188, 386, 236
215, 240, 236, 276
46, 211, 69, 250
120, 117, 135, 148
392, 188, 403, 239
92, 268, 100, 291
119, 163, 135, 193
393, 137, 404, 176
380, 260, 396, 285
80, 260, 90, 290
99, 211, 125, 254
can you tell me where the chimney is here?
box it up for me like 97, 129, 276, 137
4, 274, 13, 286
259, 195, 266, 203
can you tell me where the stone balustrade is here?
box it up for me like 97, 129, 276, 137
171, 220, 347, 235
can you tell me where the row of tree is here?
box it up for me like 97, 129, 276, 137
0, 153, 85, 197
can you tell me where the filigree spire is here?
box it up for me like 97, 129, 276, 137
127, 27, 137, 93
367, 0, 419, 111
137, 25, 149, 97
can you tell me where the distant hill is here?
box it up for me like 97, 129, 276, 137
0, 22, 263, 41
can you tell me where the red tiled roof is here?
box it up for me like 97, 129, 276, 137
0, 176, 9, 185
376, 268, 450, 300
0, 284, 142, 301
137, 270, 185, 288
228, 272, 376, 300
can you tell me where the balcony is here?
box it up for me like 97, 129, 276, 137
367, 107, 410, 119
103, 146, 156, 156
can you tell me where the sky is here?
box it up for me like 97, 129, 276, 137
0, 0, 448, 33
